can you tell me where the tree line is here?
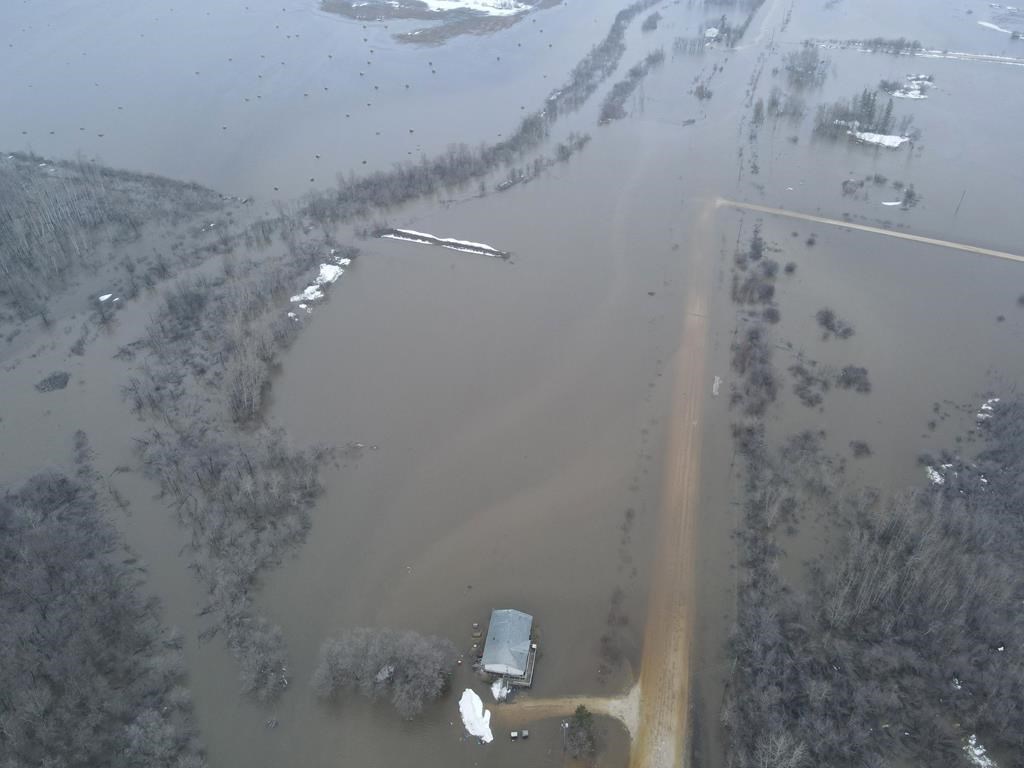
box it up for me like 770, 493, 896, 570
721, 218, 1024, 766
125, 229, 351, 701
599, 49, 666, 124
300, 0, 663, 227
0, 152, 227, 321
0, 438, 206, 768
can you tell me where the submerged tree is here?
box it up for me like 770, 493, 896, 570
311, 628, 457, 718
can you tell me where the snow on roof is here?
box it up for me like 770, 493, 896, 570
481, 609, 533, 677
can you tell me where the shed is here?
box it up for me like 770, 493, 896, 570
482, 609, 533, 678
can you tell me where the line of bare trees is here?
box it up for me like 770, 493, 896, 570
300, 0, 662, 227
599, 49, 666, 124
124, 229, 354, 701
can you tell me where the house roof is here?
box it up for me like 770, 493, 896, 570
481, 609, 533, 676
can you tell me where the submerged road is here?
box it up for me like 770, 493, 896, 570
497, 203, 715, 768
718, 198, 1024, 264
628, 201, 712, 768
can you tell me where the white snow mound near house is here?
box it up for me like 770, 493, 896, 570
459, 689, 493, 743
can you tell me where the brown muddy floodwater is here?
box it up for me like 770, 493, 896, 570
3, 0, 1024, 767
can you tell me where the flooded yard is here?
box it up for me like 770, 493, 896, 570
2, 0, 1023, 766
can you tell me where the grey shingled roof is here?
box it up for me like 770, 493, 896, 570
481, 609, 533, 676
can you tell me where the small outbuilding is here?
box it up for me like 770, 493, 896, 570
481, 609, 536, 686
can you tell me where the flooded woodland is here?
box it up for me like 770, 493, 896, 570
3, 0, 1024, 767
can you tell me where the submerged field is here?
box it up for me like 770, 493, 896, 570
1, 0, 1023, 766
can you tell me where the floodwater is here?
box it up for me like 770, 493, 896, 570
3, 0, 1024, 766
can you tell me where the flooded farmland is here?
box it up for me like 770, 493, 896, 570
3, 0, 1024, 767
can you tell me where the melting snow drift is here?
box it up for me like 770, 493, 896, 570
979, 20, 1013, 33
847, 131, 909, 148
889, 74, 933, 99
459, 689, 493, 743
378, 228, 510, 259
491, 678, 510, 702
977, 397, 1000, 421
420, 0, 529, 14
964, 734, 997, 768
288, 254, 351, 315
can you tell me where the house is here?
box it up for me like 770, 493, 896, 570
481, 608, 536, 687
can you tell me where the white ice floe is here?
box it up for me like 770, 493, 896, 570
459, 689, 493, 743
491, 678, 510, 702
964, 734, 997, 768
926, 466, 945, 485
419, 0, 528, 15
289, 261, 349, 304
977, 397, 1000, 421
847, 131, 909, 148
98, 293, 113, 302
978, 20, 1013, 33
882, 201, 902, 206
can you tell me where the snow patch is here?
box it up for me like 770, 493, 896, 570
287, 256, 351, 315
98, 293, 113, 302
964, 734, 997, 768
977, 396, 1000, 421
979, 20, 1013, 33
847, 131, 909, 148
926, 466, 945, 486
419, 0, 528, 15
459, 689, 493, 743
491, 678, 510, 702
881, 201, 902, 206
